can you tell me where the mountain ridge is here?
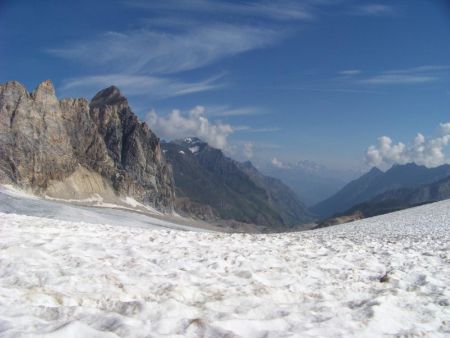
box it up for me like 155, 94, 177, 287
162, 138, 313, 228
0, 80, 175, 212
339, 174, 450, 219
312, 162, 450, 218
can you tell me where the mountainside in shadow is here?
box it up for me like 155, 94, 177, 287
236, 161, 312, 226
0, 80, 174, 212
162, 138, 313, 228
312, 163, 450, 218
340, 174, 450, 219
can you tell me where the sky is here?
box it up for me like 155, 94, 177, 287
1, 0, 450, 172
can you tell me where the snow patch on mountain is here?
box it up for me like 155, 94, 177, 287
189, 146, 199, 154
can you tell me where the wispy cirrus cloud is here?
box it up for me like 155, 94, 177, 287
48, 25, 283, 76
234, 125, 281, 133
60, 73, 224, 99
205, 105, 266, 117
352, 4, 395, 16
124, 0, 315, 21
331, 65, 449, 87
47, 20, 288, 99
48, 0, 341, 99
360, 74, 436, 85
280, 64, 448, 94
359, 65, 450, 85
339, 69, 362, 76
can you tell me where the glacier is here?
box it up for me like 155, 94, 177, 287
0, 188, 449, 337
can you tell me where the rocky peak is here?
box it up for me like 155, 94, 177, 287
0, 81, 30, 104
90, 85, 127, 107
32, 80, 58, 106
1, 80, 28, 94
0, 80, 175, 213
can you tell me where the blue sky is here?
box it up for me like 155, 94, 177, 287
1, 0, 450, 171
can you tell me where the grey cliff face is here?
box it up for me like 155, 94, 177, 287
0, 80, 174, 212
89, 86, 174, 209
0, 80, 76, 189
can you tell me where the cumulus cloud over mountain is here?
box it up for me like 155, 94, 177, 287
366, 123, 450, 168
147, 106, 233, 150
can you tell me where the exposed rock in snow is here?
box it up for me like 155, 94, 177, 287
0, 196, 449, 337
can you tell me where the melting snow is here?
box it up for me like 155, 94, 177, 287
0, 195, 449, 337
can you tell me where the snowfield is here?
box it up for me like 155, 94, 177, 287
0, 197, 449, 337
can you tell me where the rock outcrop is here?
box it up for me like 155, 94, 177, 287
0, 80, 174, 212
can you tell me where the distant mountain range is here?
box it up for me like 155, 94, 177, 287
264, 160, 358, 206
312, 163, 450, 219
162, 138, 313, 228
334, 174, 450, 219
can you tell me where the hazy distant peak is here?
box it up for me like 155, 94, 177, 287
183, 137, 204, 145
294, 160, 325, 173
172, 137, 209, 154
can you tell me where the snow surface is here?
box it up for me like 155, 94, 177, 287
0, 186, 199, 232
0, 197, 449, 337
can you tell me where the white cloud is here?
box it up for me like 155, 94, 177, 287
243, 142, 254, 159
271, 157, 290, 169
61, 73, 223, 99
146, 106, 279, 156
225, 141, 261, 161
147, 106, 233, 150
366, 123, 450, 168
